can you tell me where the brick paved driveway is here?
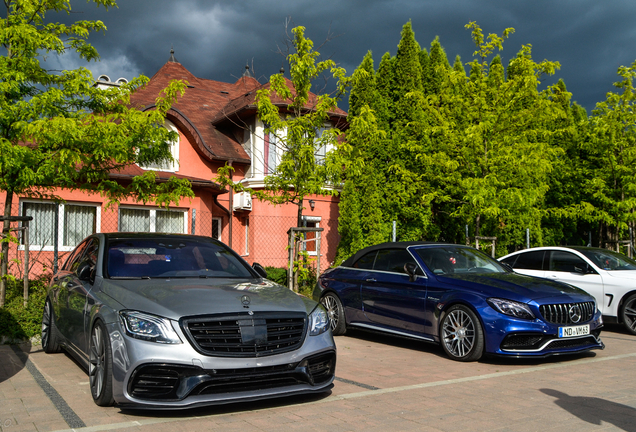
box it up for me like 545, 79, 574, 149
1, 324, 635, 432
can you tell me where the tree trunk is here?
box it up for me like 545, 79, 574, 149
0, 190, 14, 308
293, 239, 300, 292
297, 198, 304, 227
475, 214, 481, 238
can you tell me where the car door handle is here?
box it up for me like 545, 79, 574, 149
365, 278, 377, 282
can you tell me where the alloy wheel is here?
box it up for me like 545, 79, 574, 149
624, 296, 636, 334
89, 325, 106, 398
41, 301, 52, 349
442, 308, 476, 358
322, 295, 340, 331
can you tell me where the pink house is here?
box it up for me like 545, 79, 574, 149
1, 52, 347, 276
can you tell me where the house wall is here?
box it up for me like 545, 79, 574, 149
0, 116, 342, 279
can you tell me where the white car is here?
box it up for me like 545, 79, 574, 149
500, 246, 636, 334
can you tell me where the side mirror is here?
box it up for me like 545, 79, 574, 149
252, 262, 268, 279
574, 263, 594, 275
404, 262, 419, 282
77, 261, 93, 282
500, 262, 514, 272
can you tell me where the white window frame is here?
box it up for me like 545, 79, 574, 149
138, 119, 180, 172
302, 215, 321, 256
242, 217, 249, 257
118, 206, 188, 234
19, 200, 101, 252
212, 217, 222, 241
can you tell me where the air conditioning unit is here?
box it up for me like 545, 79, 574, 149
232, 191, 252, 211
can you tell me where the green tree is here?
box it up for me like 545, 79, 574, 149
586, 60, 636, 246
335, 49, 391, 263
374, 52, 394, 130
541, 80, 593, 247
335, 106, 388, 263
348, 51, 376, 119
0, 0, 192, 307
430, 22, 565, 252
424, 36, 451, 96
217, 26, 352, 228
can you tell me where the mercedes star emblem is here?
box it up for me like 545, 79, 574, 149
241, 295, 251, 308
568, 304, 582, 323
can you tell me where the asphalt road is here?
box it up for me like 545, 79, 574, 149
1, 323, 635, 432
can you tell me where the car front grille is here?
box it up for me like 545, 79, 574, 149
128, 365, 185, 400
127, 351, 336, 401
539, 302, 595, 325
500, 329, 602, 352
181, 312, 307, 357
501, 334, 545, 350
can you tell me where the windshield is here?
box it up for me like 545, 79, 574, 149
577, 248, 636, 271
107, 237, 255, 279
414, 246, 508, 275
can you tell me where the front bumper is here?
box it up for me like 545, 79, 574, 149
481, 307, 605, 358
106, 320, 336, 408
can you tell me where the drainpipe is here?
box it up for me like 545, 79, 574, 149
228, 160, 234, 249
212, 195, 232, 243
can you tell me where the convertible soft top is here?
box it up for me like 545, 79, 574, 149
340, 241, 444, 268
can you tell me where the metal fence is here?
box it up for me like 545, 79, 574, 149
0, 202, 341, 279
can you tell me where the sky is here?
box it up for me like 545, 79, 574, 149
48, 0, 636, 114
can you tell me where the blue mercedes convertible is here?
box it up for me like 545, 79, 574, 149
313, 242, 604, 361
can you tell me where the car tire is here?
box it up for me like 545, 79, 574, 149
89, 320, 114, 406
621, 293, 636, 335
440, 304, 484, 362
321, 292, 347, 336
41, 299, 61, 354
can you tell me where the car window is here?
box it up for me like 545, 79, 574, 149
577, 248, 636, 271
353, 251, 377, 270
80, 238, 99, 272
63, 239, 90, 272
500, 255, 518, 267
107, 237, 254, 278
549, 251, 587, 273
509, 250, 545, 270
416, 246, 506, 275
373, 249, 417, 274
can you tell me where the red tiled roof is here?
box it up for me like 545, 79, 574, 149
109, 164, 224, 192
210, 76, 348, 124
130, 61, 259, 163
130, 61, 349, 164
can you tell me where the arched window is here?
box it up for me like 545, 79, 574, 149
139, 119, 180, 172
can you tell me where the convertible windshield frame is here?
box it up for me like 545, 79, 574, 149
412, 245, 509, 276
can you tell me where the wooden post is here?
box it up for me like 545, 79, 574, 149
287, 228, 294, 290
23, 223, 29, 307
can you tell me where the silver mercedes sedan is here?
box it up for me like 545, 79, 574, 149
41, 233, 335, 409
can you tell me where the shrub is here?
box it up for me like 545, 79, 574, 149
0, 278, 48, 342
264, 266, 288, 286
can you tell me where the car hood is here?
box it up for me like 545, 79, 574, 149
436, 272, 592, 303
100, 278, 312, 320
602, 270, 636, 280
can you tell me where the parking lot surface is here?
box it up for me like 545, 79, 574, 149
1, 324, 636, 432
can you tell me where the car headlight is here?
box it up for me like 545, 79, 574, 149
119, 311, 182, 344
309, 305, 329, 336
487, 298, 535, 320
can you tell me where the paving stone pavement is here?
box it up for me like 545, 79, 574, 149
1, 324, 635, 432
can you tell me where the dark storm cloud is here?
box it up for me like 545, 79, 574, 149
54, 0, 636, 113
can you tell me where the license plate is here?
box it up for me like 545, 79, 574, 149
558, 324, 590, 338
